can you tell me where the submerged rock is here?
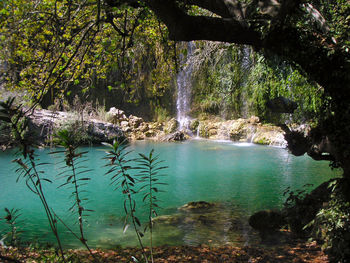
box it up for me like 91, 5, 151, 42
178, 201, 215, 212
153, 214, 183, 226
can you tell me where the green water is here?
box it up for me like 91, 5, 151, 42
0, 140, 340, 248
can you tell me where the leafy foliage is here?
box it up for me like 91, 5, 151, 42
0, 97, 66, 261
0, 208, 23, 246
283, 184, 314, 209
50, 129, 96, 258
103, 140, 168, 263
309, 180, 350, 262
103, 140, 148, 261
137, 149, 167, 263
0, 0, 176, 119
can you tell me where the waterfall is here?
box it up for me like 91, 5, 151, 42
240, 46, 252, 119
176, 42, 195, 130
196, 123, 200, 138
248, 125, 257, 143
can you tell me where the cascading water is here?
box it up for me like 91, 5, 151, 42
240, 46, 252, 119
176, 42, 196, 130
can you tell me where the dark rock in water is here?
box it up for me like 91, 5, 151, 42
249, 209, 286, 231
266, 96, 297, 113
179, 201, 215, 212
164, 131, 186, 142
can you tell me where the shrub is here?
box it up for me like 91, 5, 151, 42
154, 106, 169, 123
200, 98, 220, 115
310, 180, 350, 262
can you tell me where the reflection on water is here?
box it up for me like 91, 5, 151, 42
0, 140, 340, 248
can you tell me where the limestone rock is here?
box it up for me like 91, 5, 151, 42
248, 116, 260, 124
252, 125, 286, 147
189, 119, 199, 132
26, 109, 125, 145
208, 128, 218, 137
133, 132, 145, 140
229, 119, 247, 141
128, 115, 143, 129
145, 129, 156, 137
107, 107, 127, 124
138, 123, 149, 132
87, 120, 124, 142
164, 118, 179, 134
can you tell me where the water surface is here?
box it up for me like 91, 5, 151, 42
0, 140, 340, 248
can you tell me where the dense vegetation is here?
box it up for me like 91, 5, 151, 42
0, 0, 324, 124
189, 42, 322, 123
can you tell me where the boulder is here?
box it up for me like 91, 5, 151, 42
164, 118, 179, 134
138, 123, 149, 132
120, 121, 132, 132
208, 128, 218, 137
133, 132, 145, 140
229, 119, 247, 141
249, 209, 286, 231
145, 129, 156, 137
128, 115, 143, 129
163, 131, 186, 141
107, 107, 127, 124
87, 120, 125, 143
248, 116, 260, 124
252, 125, 286, 146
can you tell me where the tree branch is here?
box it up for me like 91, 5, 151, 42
144, 0, 261, 45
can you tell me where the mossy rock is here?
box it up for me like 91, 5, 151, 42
189, 119, 199, 132
198, 124, 209, 138
164, 118, 179, 134
179, 201, 215, 212
255, 137, 269, 145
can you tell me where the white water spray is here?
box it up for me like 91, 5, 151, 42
176, 42, 195, 130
